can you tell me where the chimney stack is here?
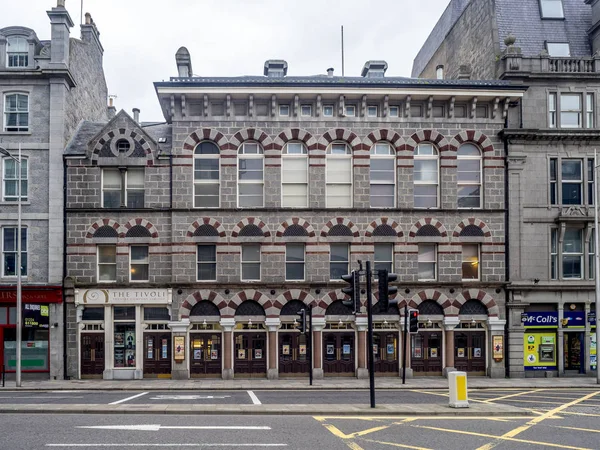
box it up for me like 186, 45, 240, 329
361, 60, 388, 78
80, 12, 104, 55
457, 64, 472, 80
176, 47, 193, 77
107, 96, 116, 119
327, 67, 334, 77
264, 60, 288, 77
586, 0, 600, 55
47, 0, 74, 66
133, 108, 140, 123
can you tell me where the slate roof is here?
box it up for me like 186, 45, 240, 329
155, 75, 518, 89
64, 120, 172, 156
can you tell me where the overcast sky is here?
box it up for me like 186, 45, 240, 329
3, 0, 450, 122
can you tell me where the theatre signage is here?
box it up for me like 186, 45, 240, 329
75, 288, 172, 305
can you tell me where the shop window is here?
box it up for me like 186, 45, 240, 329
114, 306, 136, 368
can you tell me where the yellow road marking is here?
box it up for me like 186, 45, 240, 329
475, 390, 600, 450
481, 389, 542, 403
359, 438, 432, 450
313, 415, 529, 420
549, 410, 600, 417
322, 424, 390, 439
484, 398, 568, 405
345, 443, 364, 450
412, 424, 591, 450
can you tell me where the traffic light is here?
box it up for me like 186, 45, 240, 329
408, 309, 419, 333
341, 271, 360, 313
296, 308, 307, 334
377, 269, 398, 310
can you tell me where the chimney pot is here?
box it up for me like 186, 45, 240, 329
327, 67, 334, 77
57, 0, 66, 7
85, 12, 92, 24
264, 59, 288, 77
361, 60, 388, 78
133, 108, 140, 123
176, 47, 193, 77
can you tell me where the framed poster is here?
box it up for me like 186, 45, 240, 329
373, 344, 378, 355
282, 345, 290, 355
174, 336, 185, 361
114, 332, 124, 347
255, 349, 263, 359
430, 348, 438, 358
238, 349, 246, 359
125, 331, 136, 349
326, 344, 335, 355
342, 344, 351, 355
413, 347, 422, 358
146, 339, 153, 359
457, 348, 465, 358
493, 335, 504, 361
474, 348, 482, 358
193, 349, 203, 360
211, 350, 218, 360
161, 339, 168, 359
299, 344, 307, 355
387, 343, 394, 354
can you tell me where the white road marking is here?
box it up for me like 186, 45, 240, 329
46, 444, 286, 447
247, 390, 261, 405
108, 392, 148, 405
149, 395, 231, 400
77, 425, 271, 431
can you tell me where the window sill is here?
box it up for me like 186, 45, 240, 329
0, 201, 31, 206
0, 131, 31, 136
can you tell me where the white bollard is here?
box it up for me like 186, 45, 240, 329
448, 371, 469, 408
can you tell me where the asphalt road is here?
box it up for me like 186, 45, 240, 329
1, 389, 600, 449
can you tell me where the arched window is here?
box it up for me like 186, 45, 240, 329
194, 141, 220, 208
237, 142, 264, 208
6, 36, 28, 68
414, 143, 439, 208
457, 143, 482, 208
282, 141, 308, 207
370, 142, 395, 208
326, 142, 352, 208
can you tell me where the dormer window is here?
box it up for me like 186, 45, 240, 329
539, 0, 564, 19
6, 37, 28, 68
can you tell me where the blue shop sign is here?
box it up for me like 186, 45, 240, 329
525, 365, 557, 371
522, 312, 558, 328
562, 311, 586, 328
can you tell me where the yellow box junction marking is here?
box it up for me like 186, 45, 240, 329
481, 388, 542, 403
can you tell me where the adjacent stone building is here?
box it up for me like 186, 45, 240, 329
64, 48, 525, 380
0, 1, 108, 380
414, 0, 600, 377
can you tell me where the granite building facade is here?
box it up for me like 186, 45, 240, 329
414, 0, 600, 377
0, 0, 108, 380
64, 50, 525, 380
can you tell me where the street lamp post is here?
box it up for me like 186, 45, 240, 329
595, 150, 600, 385
0, 144, 22, 387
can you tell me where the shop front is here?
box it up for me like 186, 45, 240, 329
522, 311, 558, 375
0, 287, 62, 379
75, 288, 172, 380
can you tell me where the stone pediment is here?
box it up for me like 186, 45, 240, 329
557, 206, 593, 222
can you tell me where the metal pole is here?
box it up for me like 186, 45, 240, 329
309, 304, 313, 386
341, 26, 345, 77
594, 149, 600, 384
402, 304, 408, 385
16, 143, 22, 387
366, 261, 375, 408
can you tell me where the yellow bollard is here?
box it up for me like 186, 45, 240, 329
448, 371, 469, 408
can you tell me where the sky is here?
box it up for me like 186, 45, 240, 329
2, 0, 451, 122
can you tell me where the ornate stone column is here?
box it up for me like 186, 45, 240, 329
312, 317, 325, 379
220, 318, 235, 380
488, 317, 507, 378
266, 318, 280, 380
356, 315, 368, 379
168, 318, 190, 380
443, 317, 460, 377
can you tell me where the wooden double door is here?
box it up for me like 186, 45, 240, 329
190, 333, 222, 377
234, 332, 267, 377
81, 333, 104, 378
411, 331, 443, 375
374, 332, 399, 374
323, 332, 355, 376
279, 332, 309, 376
455, 331, 486, 374
143, 333, 171, 377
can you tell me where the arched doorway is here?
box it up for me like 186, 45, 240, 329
323, 300, 355, 376
411, 300, 444, 375
234, 300, 267, 378
372, 300, 399, 375
279, 300, 309, 377
189, 300, 222, 378
456, 300, 487, 375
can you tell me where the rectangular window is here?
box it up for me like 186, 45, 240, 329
345, 105, 356, 117
551, 228, 558, 280
389, 106, 400, 117
2, 227, 26, 277
370, 143, 395, 208
330, 243, 349, 280
589, 159, 595, 206
129, 245, 149, 282
197, 245, 217, 281
418, 244, 437, 281
285, 243, 305, 281
560, 94, 582, 128
550, 158, 557, 204
301, 105, 312, 117
126, 169, 145, 208
282, 143, 308, 208
367, 106, 378, 117
3, 157, 27, 202
563, 227, 583, 279
587, 93, 594, 129
540, 0, 564, 18
561, 160, 582, 205
102, 169, 122, 208
4, 93, 29, 132
546, 42, 570, 57
374, 243, 393, 275
326, 145, 352, 208
7, 37, 28, 67
462, 244, 480, 281
102, 169, 144, 208
114, 320, 135, 368
590, 232, 595, 280
97, 245, 116, 282
548, 93, 557, 128
279, 105, 289, 116
323, 105, 334, 117
241, 244, 260, 281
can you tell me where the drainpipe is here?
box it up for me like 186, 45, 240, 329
62, 157, 68, 379
503, 112, 511, 378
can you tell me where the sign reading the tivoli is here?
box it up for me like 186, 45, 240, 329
76, 289, 172, 305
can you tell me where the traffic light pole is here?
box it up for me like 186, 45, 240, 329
402, 304, 408, 385
366, 261, 375, 408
